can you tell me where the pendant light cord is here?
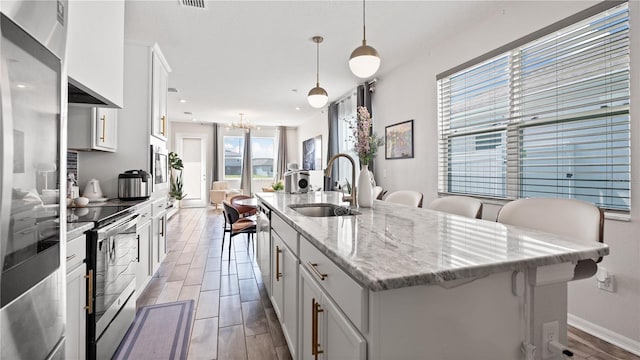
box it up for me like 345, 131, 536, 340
362, 0, 367, 44
316, 40, 320, 87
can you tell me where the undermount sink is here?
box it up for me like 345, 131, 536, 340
289, 203, 360, 217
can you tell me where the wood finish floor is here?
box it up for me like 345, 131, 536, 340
137, 207, 639, 360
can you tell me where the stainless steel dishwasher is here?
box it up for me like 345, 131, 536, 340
256, 203, 271, 296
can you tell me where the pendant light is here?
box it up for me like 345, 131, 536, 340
349, 0, 380, 78
308, 36, 328, 109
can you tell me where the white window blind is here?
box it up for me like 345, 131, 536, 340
437, 2, 630, 211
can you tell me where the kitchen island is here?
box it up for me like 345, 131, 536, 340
255, 191, 609, 360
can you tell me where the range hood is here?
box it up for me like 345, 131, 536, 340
68, 77, 115, 106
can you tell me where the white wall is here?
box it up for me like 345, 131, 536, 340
371, 0, 640, 352
297, 110, 328, 190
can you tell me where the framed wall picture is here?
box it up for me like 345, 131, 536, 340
314, 135, 322, 170
385, 120, 414, 159
303, 135, 323, 170
303, 137, 316, 170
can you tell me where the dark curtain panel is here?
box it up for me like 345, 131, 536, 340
240, 130, 252, 195
275, 126, 287, 182
325, 102, 340, 190
357, 83, 375, 172
211, 123, 219, 185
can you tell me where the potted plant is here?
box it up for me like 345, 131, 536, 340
169, 151, 187, 206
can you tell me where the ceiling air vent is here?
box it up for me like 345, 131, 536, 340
168, 87, 179, 93
179, 0, 206, 9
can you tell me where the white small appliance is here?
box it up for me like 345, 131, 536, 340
285, 170, 310, 194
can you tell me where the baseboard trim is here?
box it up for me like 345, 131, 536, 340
568, 313, 640, 356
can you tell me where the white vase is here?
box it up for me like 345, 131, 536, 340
357, 164, 374, 208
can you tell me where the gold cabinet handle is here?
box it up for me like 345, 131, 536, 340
161, 115, 166, 136
275, 246, 283, 281
100, 114, 106, 142
307, 262, 327, 281
312, 298, 324, 359
85, 269, 94, 314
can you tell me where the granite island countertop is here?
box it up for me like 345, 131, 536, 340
256, 191, 609, 291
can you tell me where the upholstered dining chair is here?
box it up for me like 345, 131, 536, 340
427, 196, 483, 219
384, 190, 424, 208
222, 201, 256, 260
210, 181, 242, 208
496, 197, 605, 279
373, 186, 387, 200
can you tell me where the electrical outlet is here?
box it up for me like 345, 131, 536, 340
596, 267, 615, 292
542, 320, 559, 359
597, 275, 615, 292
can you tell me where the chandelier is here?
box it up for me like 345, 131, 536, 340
227, 113, 259, 132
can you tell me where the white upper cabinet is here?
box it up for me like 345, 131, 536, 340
67, 0, 125, 107
68, 106, 118, 152
151, 46, 170, 141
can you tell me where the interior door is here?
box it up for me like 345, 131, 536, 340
177, 134, 207, 207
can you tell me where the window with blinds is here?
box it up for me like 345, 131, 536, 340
437, 2, 630, 211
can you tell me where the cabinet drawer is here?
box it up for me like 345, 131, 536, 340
67, 235, 86, 273
299, 237, 368, 332
271, 214, 298, 255
136, 204, 152, 224
152, 199, 166, 217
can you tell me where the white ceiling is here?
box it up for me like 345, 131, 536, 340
124, 1, 502, 127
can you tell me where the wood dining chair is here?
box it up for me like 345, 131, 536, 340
222, 201, 257, 260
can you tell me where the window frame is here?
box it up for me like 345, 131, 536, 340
436, 1, 631, 214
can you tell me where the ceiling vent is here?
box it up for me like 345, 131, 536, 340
179, 0, 206, 9
168, 87, 179, 93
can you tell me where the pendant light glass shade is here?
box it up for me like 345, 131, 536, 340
349, 0, 380, 79
349, 41, 380, 78
308, 36, 328, 109
308, 86, 328, 108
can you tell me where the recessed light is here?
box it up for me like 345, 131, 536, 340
16, 84, 26, 88
295, 107, 301, 110
192, 118, 197, 122
180, 99, 187, 103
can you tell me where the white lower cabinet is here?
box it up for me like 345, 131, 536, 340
271, 231, 299, 358
300, 266, 366, 360
66, 235, 88, 360
136, 216, 152, 291
151, 199, 167, 274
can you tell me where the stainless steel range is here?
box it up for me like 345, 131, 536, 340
69, 206, 139, 360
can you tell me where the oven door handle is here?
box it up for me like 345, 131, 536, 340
97, 213, 139, 240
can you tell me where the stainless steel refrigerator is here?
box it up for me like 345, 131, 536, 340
1, 1, 68, 359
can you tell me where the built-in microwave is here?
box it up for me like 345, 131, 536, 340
150, 144, 169, 193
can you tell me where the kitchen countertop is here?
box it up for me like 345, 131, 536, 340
70, 198, 152, 211
67, 222, 94, 240
256, 191, 610, 291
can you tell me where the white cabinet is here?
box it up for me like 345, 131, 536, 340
256, 207, 271, 296
271, 229, 299, 359
67, 0, 124, 107
300, 267, 366, 360
74, 42, 171, 200
68, 106, 118, 152
151, 198, 167, 274
66, 234, 88, 360
136, 204, 152, 291
151, 47, 170, 141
